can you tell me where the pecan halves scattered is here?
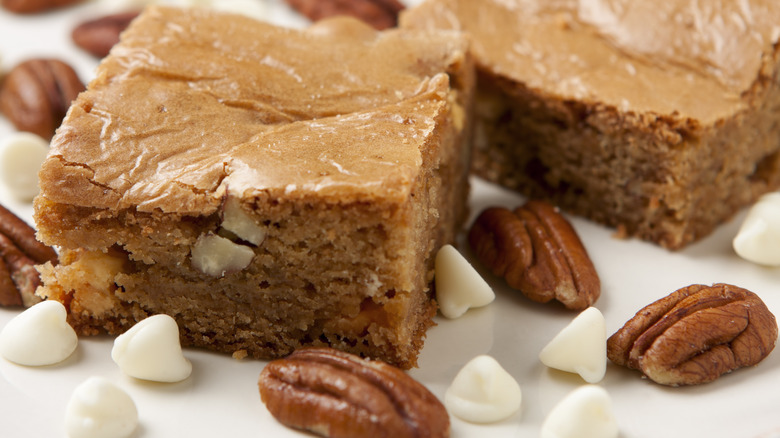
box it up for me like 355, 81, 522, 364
0, 58, 85, 140
607, 283, 778, 386
468, 201, 600, 310
0, 204, 58, 307
285, 0, 405, 30
258, 347, 449, 438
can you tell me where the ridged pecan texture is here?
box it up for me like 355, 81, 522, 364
0, 204, 58, 307
258, 347, 449, 438
0, 59, 85, 139
468, 201, 600, 310
608, 283, 778, 386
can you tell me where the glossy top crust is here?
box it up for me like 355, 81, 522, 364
40, 7, 468, 214
402, 0, 780, 121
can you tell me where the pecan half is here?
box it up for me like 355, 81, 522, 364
468, 201, 600, 310
1, 0, 81, 14
258, 348, 449, 438
0, 257, 22, 307
607, 283, 778, 386
0, 204, 58, 265
0, 204, 58, 307
285, 0, 405, 30
72, 11, 140, 58
0, 59, 85, 140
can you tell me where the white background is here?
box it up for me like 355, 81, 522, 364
2, 1, 780, 437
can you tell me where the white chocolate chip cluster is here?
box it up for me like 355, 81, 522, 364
433, 242, 615, 433
537, 308, 615, 436
439, 303, 614, 436
1, 303, 191, 437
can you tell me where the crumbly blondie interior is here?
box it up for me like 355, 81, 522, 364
35, 7, 474, 368
403, 0, 780, 249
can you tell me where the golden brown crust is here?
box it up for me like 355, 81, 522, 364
41, 7, 470, 214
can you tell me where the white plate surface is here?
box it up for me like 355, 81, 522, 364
2, 2, 780, 437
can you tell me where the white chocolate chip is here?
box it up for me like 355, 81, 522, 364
538, 307, 607, 384
435, 244, 495, 319
0, 300, 78, 366
733, 192, 780, 266
221, 197, 266, 245
111, 314, 192, 383
65, 376, 138, 438
0, 132, 49, 202
444, 355, 522, 423
191, 233, 255, 276
541, 385, 619, 438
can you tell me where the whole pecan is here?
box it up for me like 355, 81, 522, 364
607, 283, 778, 386
285, 0, 405, 30
0, 59, 85, 140
258, 347, 449, 438
468, 201, 600, 310
1, 0, 81, 14
0, 204, 58, 307
72, 11, 140, 58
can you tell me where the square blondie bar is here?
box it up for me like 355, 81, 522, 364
403, 0, 780, 249
35, 6, 474, 368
